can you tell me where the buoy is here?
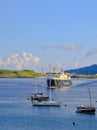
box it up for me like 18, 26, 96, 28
73, 122, 75, 125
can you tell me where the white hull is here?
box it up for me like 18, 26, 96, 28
33, 100, 60, 106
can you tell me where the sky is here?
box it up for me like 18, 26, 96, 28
0, 0, 97, 72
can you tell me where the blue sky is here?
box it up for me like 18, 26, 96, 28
0, 0, 97, 72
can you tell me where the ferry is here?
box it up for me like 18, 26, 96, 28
47, 67, 72, 88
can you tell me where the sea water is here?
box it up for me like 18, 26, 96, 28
0, 78, 97, 130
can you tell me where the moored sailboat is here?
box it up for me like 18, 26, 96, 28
33, 68, 60, 107
33, 79, 60, 107
76, 87, 96, 114
30, 78, 49, 102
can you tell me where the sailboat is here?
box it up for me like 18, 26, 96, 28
33, 67, 60, 106
76, 86, 96, 114
30, 78, 49, 102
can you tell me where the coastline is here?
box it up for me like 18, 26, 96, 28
0, 70, 97, 78
0, 70, 46, 78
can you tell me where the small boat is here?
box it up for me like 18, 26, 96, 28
76, 105, 95, 114
32, 85, 60, 106
33, 100, 60, 106
76, 87, 96, 114
30, 78, 49, 102
31, 92, 49, 102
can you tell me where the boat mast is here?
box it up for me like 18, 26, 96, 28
49, 64, 52, 101
88, 87, 92, 107
33, 78, 37, 102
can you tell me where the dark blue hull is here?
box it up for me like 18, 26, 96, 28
47, 79, 72, 88
76, 106, 96, 114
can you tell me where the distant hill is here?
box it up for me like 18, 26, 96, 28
0, 70, 46, 78
65, 64, 97, 75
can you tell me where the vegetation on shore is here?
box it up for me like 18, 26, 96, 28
0, 70, 97, 78
72, 74, 97, 78
0, 70, 46, 78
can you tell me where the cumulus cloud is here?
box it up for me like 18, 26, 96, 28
0, 52, 40, 70
33, 57, 40, 64
0, 57, 3, 65
86, 48, 97, 57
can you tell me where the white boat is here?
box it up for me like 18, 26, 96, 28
47, 67, 72, 88
30, 78, 49, 102
33, 100, 60, 106
33, 86, 60, 106
76, 87, 96, 114
33, 72, 60, 107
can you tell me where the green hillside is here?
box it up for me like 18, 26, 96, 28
0, 70, 46, 78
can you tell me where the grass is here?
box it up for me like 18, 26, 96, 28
76, 74, 97, 78
0, 70, 46, 78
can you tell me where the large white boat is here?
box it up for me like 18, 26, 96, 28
47, 67, 72, 88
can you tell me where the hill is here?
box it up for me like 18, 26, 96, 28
65, 64, 97, 75
0, 70, 46, 78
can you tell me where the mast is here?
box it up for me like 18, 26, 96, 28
49, 64, 52, 101
88, 86, 92, 107
33, 78, 37, 102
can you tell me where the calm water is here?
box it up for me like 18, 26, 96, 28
0, 78, 97, 130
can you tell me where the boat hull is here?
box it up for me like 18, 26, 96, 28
30, 93, 49, 102
47, 79, 72, 88
33, 100, 60, 107
31, 96, 49, 102
76, 106, 96, 114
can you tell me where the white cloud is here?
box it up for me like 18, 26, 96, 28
0, 57, 3, 65
33, 57, 40, 64
37, 43, 82, 51
86, 48, 97, 57
16, 59, 24, 70
0, 52, 40, 70
54, 44, 82, 51
22, 51, 27, 57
